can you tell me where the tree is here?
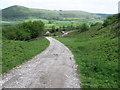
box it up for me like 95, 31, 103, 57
51, 26, 56, 33
3, 20, 45, 40
62, 26, 66, 31
103, 20, 110, 27
19, 20, 44, 38
80, 23, 89, 32
56, 28, 59, 32
48, 20, 54, 24
103, 14, 119, 27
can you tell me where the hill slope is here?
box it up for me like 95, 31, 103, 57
56, 14, 119, 88
2, 5, 106, 20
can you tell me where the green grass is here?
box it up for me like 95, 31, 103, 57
2, 21, 24, 26
2, 38, 49, 73
56, 28, 118, 88
2, 18, 102, 28
46, 20, 102, 27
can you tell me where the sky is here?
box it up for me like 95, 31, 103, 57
0, 0, 120, 14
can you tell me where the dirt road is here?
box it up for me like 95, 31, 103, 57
1, 37, 80, 88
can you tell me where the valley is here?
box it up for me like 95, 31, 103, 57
1, 5, 119, 88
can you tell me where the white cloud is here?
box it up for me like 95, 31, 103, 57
0, 0, 119, 14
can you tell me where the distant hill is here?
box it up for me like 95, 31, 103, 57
2, 5, 110, 20
96, 13, 112, 19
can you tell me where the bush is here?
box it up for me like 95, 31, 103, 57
103, 19, 111, 27
18, 21, 44, 38
103, 14, 118, 27
80, 23, 89, 32
50, 26, 56, 33
3, 26, 18, 40
2, 20, 44, 40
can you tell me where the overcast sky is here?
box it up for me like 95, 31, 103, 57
0, 0, 120, 14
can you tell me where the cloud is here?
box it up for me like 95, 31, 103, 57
0, 0, 119, 14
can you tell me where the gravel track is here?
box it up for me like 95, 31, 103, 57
1, 37, 80, 88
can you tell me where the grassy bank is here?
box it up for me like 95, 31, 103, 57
55, 14, 119, 87
2, 38, 49, 73
56, 36, 118, 88
56, 14, 119, 88
56, 30, 118, 88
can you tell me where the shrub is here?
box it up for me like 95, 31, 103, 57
103, 14, 118, 27
2, 20, 44, 40
18, 21, 44, 38
50, 26, 56, 33
103, 19, 111, 27
3, 26, 18, 40
80, 23, 89, 32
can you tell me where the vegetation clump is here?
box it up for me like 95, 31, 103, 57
3, 20, 44, 40
79, 23, 89, 32
103, 14, 119, 27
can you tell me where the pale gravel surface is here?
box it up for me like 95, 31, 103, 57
1, 37, 80, 88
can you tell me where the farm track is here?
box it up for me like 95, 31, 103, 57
1, 37, 80, 88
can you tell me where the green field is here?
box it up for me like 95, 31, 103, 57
2, 21, 24, 26
2, 19, 102, 27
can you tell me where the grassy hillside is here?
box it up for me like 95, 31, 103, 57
2, 5, 105, 27
56, 14, 119, 88
2, 5, 31, 20
2, 5, 104, 21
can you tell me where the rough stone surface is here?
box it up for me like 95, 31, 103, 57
1, 37, 80, 88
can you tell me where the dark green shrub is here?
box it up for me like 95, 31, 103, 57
50, 26, 56, 33
103, 14, 118, 27
48, 20, 54, 24
3, 26, 18, 40
16, 28, 31, 40
103, 19, 111, 27
80, 23, 89, 32
2, 20, 44, 40
18, 21, 44, 38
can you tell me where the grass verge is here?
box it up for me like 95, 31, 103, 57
2, 38, 49, 73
